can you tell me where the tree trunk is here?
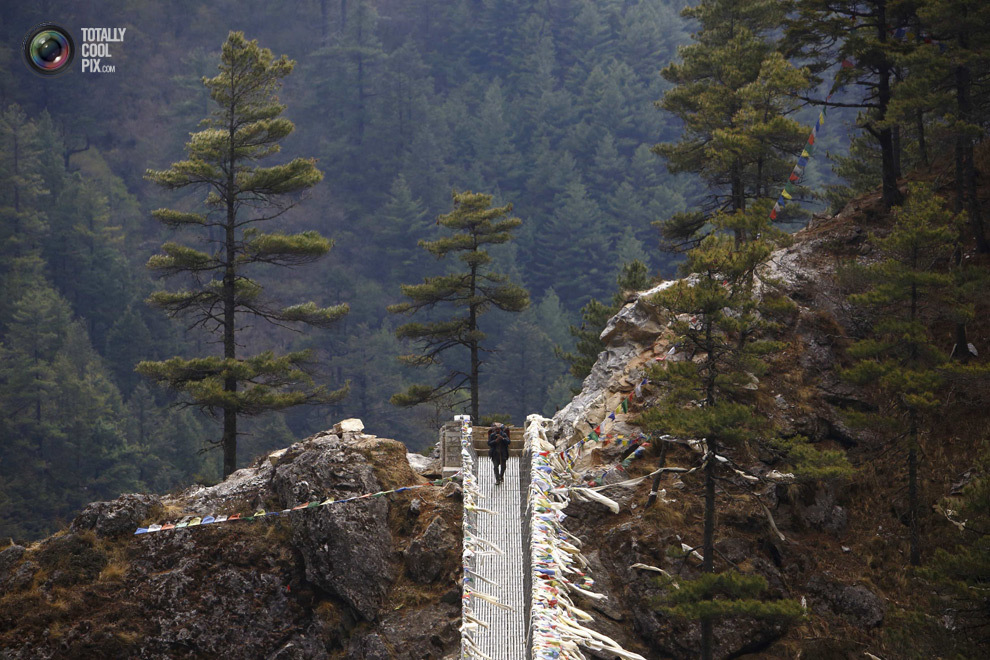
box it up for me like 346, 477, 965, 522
701, 319, 717, 660
701, 435, 716, 660
908, 413, 920, 566
916, 109, 928, 167
731, 165, 745, 245
951, 245, 971, 363
645, 442, 669, 510
469, 263, 480, 424
876, 3, 903, 209
222, 114, 238, 478
907, 274, 920, 565
955, 63, 989, 252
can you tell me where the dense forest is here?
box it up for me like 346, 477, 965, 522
0, 0, 709, 539
0, 0, 984, 590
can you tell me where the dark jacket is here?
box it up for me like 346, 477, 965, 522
487, 425, 510, 461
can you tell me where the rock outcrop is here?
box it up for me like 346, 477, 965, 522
0, 425, 462, 659
544, 206, 923, 658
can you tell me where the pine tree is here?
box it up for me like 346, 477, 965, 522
785, 0, 914, 210
841, 184, 965, 565
139, 32, 348, 477
654, 0, 810, 246
923, 442, 990, 653
0, 105, 49, 319
638, 207, 842, 658
388, 191, 529, 424
914, 0, 990, 252
485, 288, 575, 422
0, 285, 136, 539
538, 179, 611, 308
377, 174, 431, 288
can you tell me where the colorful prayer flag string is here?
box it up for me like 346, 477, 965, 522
526, 415, 647, 660
559, 378, 647, 472
133, 474, 461, 536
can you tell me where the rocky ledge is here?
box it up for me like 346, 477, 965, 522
0, 423, 462, 659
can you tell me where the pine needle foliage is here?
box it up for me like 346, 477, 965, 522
656, 571, 804, 622
139, 32, 347, 476
920, 442, 990, 654
654, 0, 810, 248
640, 206, 846, 658
841, 184, 965, 565
557, 260, 653, 381
388, 191, 529, 423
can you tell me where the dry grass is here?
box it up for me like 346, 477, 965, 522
314, 599, 342, 628
97, 540, 130, 583
98, 557, 129, 583
642, 499, 686, 530
146, 501, 185, 525
114, 629, 142, 645
388, 576, 448, 610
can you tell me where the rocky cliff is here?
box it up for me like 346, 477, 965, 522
0, 425, 463, 659
546, 189, 986, 659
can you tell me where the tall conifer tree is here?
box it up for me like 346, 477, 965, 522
139, 32, 347, 476
841, 185, 966, 565
639, 207, 850, 657
388, 191, 529, 423
785, 0, 913, 210
640, 210, 797, 658
558, 260, 653, 381
654, 0, 810, 246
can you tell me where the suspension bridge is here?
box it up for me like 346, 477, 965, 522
446, 414, 647, 660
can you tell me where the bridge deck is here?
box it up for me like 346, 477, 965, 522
472, 455, 527, 659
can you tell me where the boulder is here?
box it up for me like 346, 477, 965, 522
404, 516, 455, 584
406, 452, 434, 474
599, 284, 670, 345
333, 417, 365, 434
798, 485, 848, 536
354, 604, 460, 659
71, 493, 160, 538
0, 544, 27, 591
271, 436, 393, 622
805, 574, 885, 628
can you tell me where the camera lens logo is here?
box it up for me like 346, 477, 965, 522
23, 24, 75, 76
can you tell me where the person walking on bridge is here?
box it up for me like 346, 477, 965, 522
487, 422, 510, 485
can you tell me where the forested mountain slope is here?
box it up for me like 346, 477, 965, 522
1, 181, 987, 658
1, 0, 703, 539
